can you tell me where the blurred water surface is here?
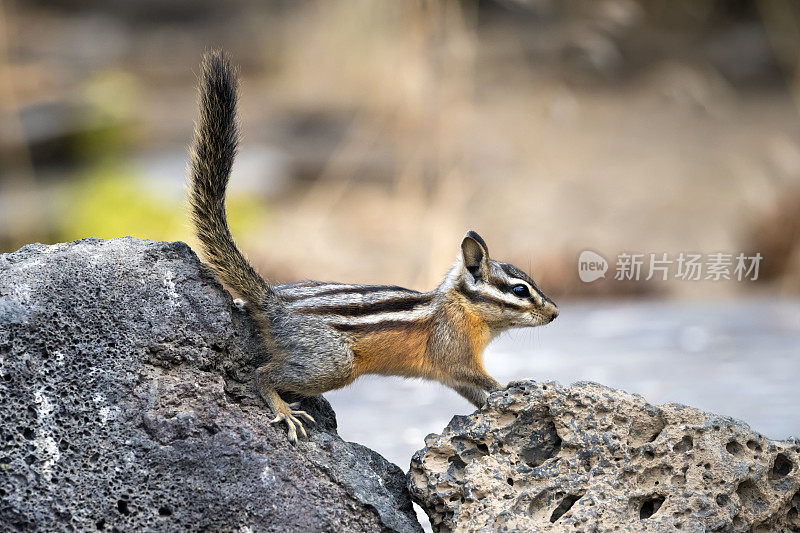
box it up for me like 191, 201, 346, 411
326, 298, 800, 470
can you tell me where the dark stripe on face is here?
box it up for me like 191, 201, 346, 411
498, 263, 555, 305
499, 263, 535, 285
332, 318, 433, 335
295, 293, 434, 316
456, 280, 529, 312
281, 284, 420, 302
495, 279, 542, 306
495, 281, 512, 294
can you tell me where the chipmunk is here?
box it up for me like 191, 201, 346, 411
188, 51, 558, 444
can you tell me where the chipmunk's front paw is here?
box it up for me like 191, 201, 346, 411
270, 403, 316, 445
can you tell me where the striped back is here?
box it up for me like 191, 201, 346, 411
275, 282, 437, 334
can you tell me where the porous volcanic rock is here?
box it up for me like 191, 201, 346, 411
409, 380, 800, 532
0, 238, 421, 532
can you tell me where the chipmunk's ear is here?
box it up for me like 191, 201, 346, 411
461, 230, 490, 281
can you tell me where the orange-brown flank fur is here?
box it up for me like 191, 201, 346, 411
351, 320, 436, 379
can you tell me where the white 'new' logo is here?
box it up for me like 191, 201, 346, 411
578, 250, 608, 283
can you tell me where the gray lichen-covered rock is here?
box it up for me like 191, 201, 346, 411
0, 238, 421, 532
409, 380, 800, 532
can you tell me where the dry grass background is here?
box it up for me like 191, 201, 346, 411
1, 0, 800, 299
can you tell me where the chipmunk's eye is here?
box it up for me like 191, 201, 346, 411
511, 284, 530, 298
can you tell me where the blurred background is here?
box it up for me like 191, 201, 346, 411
2, 0, 799, 488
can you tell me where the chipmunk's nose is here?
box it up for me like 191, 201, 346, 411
542, 302, 558, 322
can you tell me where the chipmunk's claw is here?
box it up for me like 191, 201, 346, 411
288, 402, 316, 425
270, 409, 313, 444
293, 410, 315, 425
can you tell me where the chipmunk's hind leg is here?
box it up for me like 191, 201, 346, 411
256, 367, 315, 444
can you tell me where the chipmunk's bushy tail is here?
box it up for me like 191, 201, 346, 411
188, 50, 273, 308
